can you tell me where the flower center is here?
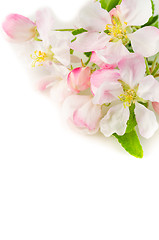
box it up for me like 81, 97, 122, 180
31, 46, 58, 67
118, 89, 137, 107
105, 17, 129, 45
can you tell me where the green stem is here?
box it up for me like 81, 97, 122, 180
34, 36, 42, 42
144, 58, 151, 75
154, 74, 159, 78
152, 63, 159, 76
54, 29, 75, 32
151, 53, 159, 73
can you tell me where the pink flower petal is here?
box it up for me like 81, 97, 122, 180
67, 67, 91, 93
129, 27, 159, 57
90, 51, 116, 69
90, 68, 120, 95
2, 14, 36, 42
63, 95, 101, 133
152, 102, 159, 114
118, 53, 146, 88
120, 0, 152, 26
73, 98, 102, 131
135, 102, 158, 139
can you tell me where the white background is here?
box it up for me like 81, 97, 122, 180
0, 0, 159, 239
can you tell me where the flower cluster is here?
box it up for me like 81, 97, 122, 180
2, 0, 159, 158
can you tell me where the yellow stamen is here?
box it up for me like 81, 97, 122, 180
31, 50, 47, 67
105, 20, 129, 45
118, 89, 137, 107
31, 47, 55, 67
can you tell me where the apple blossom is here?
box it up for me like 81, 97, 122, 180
30, 30, 71, 68
71, 0, 159, 64
2, 2, 159, 158
91, 54, 159, 139
37, 64, 73, 103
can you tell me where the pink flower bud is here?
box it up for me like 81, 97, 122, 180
2, 14, 36, 42
67, 67, 91, 93
152, 102, 159, 114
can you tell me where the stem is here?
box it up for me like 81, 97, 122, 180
151, 53, 159, 73
154, 74, 159, 78
145, 58, 151, 75
152, 63, 159, 76
54, 29, 75, 32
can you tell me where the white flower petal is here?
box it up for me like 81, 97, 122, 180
63, 95, 91, 120
135, 102, 158, 139
129, 27, 159, 57
118, 53, 146, 88
62, 95, 101, 133
138, 75, 159, 102
78, 1, 111, 32
36, 8, 55, 45
100, 104, 130, 137
71, 32, 110, 52
73, 98, 102, 132
96, 40, 129, 65
93, 81, 123, 105
50, 32, 71, 66
50, 80, 72, 103
90, 68, 120, 95
120, 0, 152, 26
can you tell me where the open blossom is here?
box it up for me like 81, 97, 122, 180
30, 30, 71, 68
71, 0, 159, 64
91, 54, 159, 139
63, 95, 102, 134
37, 64, 72, 103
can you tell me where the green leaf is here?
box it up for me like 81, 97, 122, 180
142, 15, 159, 27
100, 0, 121, 12
70, 49, 74, 55
126, 104, 137, 133
113, 104, 143, 158
113, 130, 143, 158
72, 28, 87, 36
84, 52, 92, 58
138, 101, 148, 108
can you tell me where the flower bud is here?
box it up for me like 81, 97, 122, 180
67, 67, 91, 93
2, 14, 36, 42
152, 102, 159, 114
